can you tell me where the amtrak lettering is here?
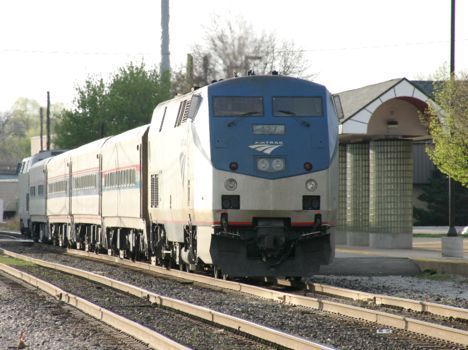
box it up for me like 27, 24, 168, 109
248, 141, 284, 155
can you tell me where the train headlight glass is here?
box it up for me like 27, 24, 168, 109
271, 158, 285, 171
224, 178, 237, 191
257, 158, 270, 172
257, 157, 285, 172
305, 179, 318, 192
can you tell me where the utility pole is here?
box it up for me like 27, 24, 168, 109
447, 0, 457, 237
202, 55, 209, 84
186, 54, 194, 90
450, 0, 455, 76
46, 91, 51, 151
160, 0, 170, 74
40, 107, 44, 152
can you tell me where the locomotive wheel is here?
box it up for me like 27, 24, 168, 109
180, 262, 192, 273
213, 266, 221, 279
213, 266, 227, 280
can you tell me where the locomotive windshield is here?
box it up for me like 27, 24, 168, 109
272, 96, 322, 117
213, 96, 263, 117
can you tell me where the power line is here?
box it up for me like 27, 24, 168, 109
0, 48, 157, 56
287, 38, 468, 54
1, 38, 467, 57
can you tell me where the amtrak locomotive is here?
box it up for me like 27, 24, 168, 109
19, 75, 339, 278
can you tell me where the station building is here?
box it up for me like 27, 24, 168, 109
333, 78, 436, 249
0, 162, 19, 221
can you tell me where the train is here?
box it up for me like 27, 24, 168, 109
17, 150, 64, 232
18, 74, 339, 278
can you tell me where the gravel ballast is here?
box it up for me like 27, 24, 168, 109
5, 261, 277, 350
309, 274, 468, 310
4, 245, 467, 350
0, 270, 150, 350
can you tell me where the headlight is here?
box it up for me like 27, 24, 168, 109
257, 158, 270, 171
305, 179, 318, 192
256, 157, 285, 172
224, 178, 237, 191
271, 158, 285, 171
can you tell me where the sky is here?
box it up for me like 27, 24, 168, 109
1, 0, 467, 112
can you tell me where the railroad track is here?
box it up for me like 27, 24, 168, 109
0, 268, 151, 350
1, 245, 467, 349
0, 231, 31, 241
65, 247, 468, 345
0, 249, 332, 350
279, 278, 468, 323
0, 260, 193, 350
63, 248, 468, 347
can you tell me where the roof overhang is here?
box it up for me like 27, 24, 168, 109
339, 78, 434, 135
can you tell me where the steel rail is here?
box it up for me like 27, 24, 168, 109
0, 262, 189, 350
0, 249, 334, 350
60, 248, 468, 346
304, 281, 468, 321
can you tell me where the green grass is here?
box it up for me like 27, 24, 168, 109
413, 234, 468, 238
417, 269, 468, 283
417, 270, 451, 281
0, 255, 34, 266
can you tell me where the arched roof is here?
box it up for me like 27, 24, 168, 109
334, 78, 434, 135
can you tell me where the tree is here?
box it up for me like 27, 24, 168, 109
105, 63, 171, 135
423, 71, 468, 187
413, 170, 468, 225
0, 97, 66, 169
0, 98, 42, 166
54, 62, 170, 149
173, 17, 311, 93
53, 78, 107, 149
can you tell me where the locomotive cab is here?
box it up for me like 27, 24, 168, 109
207, 76, 339, 277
